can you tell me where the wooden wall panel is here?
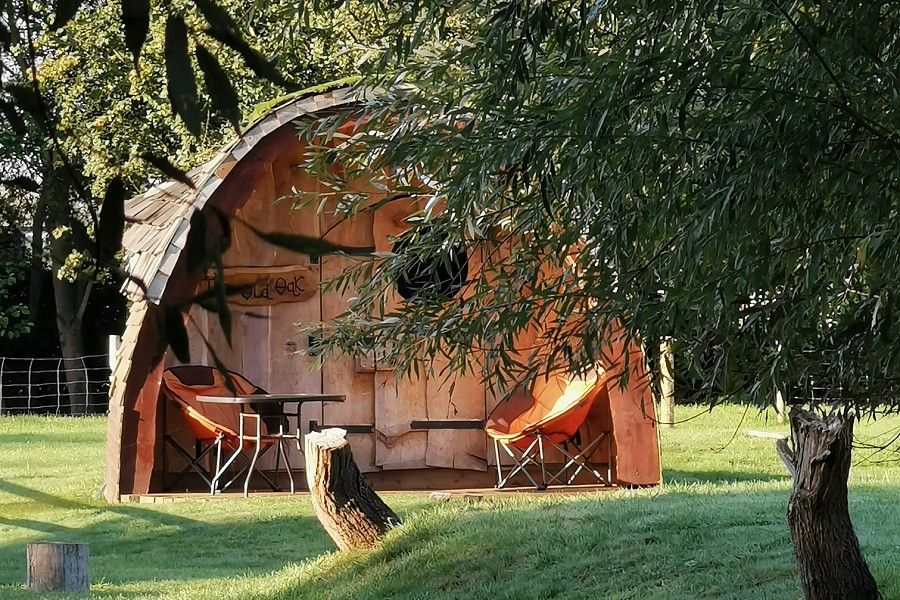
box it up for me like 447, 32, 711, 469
372, 199, 428, 469
482, 239, 536, 467
424, 358, 486, 470
425, 247, 487, 471
114, 305, 165, 496
213, 162, 279, 382
579, 383, 613, 475
606, 339, 661, 485
266, 158, 323, 469
185, 306, 209, 365
320, 201, 377, 472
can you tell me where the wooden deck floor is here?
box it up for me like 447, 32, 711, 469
121, 484, 618, 504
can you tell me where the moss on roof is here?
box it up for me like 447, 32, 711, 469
244, 76, 361, 127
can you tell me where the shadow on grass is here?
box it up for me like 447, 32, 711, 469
230, 482, 899, 600
0, 478, 333, 590
0, 477, 437, 597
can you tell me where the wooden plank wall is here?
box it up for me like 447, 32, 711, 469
371, 198, 430, 470
267, 146, 322, 471
319, 191, 377, 472
425, 246, 487, 471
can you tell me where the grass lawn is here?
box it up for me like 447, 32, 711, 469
0, 405, 898, 599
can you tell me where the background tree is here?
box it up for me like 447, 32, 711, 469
0, 0, 105, 412
0, 208, 32, 341
0, 0, 379, 410
36, 0, 380, 195
279, 2, 897, 599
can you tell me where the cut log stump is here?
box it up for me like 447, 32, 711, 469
305, 428, 401, 551
26, 542, 89, 592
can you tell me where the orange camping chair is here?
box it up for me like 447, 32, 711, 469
161, 365, 297, 496
485, 370, 610, 489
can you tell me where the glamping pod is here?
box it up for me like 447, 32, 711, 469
106, 84, 661, 502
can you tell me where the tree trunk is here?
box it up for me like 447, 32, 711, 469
29, 194, 47, 319
775, 408, 880, 600
51, 268, 88, 416
26, 542, 89, 592
305, 428, 401, 551
49, 194, 92, 416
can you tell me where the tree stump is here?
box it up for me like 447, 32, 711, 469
26, 542, 89, 592
305, 428, 401, 551
776, 409, 879, 600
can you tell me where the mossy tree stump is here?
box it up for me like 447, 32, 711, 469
305, 428, 401, 551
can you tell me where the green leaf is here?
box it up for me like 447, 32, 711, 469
164, 14, 201, 137
246, 223, 375, 257
121, 0, 151, 68
194, 0, 295, 92
193, 0, 285, 86
185, 211, 208, 274
191, 0, 239, 36
213, 252, 232, 346
0, 177, 39, 192
97, 176, 126, 263
140, 153, 195, 188
195, 43, 241, 133
0, 100, 27, 136
205, 27, 295, 90
164, 305, 191, 363
50, 0, 83, 31
187, 283, 252, 312
4, 83, 42, 116
0, 21, 12, 51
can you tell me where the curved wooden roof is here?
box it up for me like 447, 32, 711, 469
121, 84, 360, 303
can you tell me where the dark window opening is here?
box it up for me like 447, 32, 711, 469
392, 230, 468, 302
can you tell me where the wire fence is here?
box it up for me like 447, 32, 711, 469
0, 354, 111, 415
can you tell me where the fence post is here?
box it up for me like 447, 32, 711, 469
107, 335, 120, 373
27, 358, 34, 412
659, 339, 675, 428
774, 388, 786, 424
0, 357, 4, 415
82, 357, 90, 413
57, 359, 63, 414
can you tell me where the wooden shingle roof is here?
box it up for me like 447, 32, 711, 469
121, 85, 360, 303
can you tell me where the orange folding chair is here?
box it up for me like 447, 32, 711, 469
485, 370, 610, 489
161, 366, 297, 496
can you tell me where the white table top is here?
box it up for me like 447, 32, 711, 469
196, 393, 346, 404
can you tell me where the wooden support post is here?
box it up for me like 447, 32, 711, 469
305, 428, 401, 551
775, 388, 786, 424
26, 542, 89, 592
659, 339, 675, 428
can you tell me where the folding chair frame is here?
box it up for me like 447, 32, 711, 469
210, 412, 298, 497
162, 434, 218, 491
493, 430, 611, 490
